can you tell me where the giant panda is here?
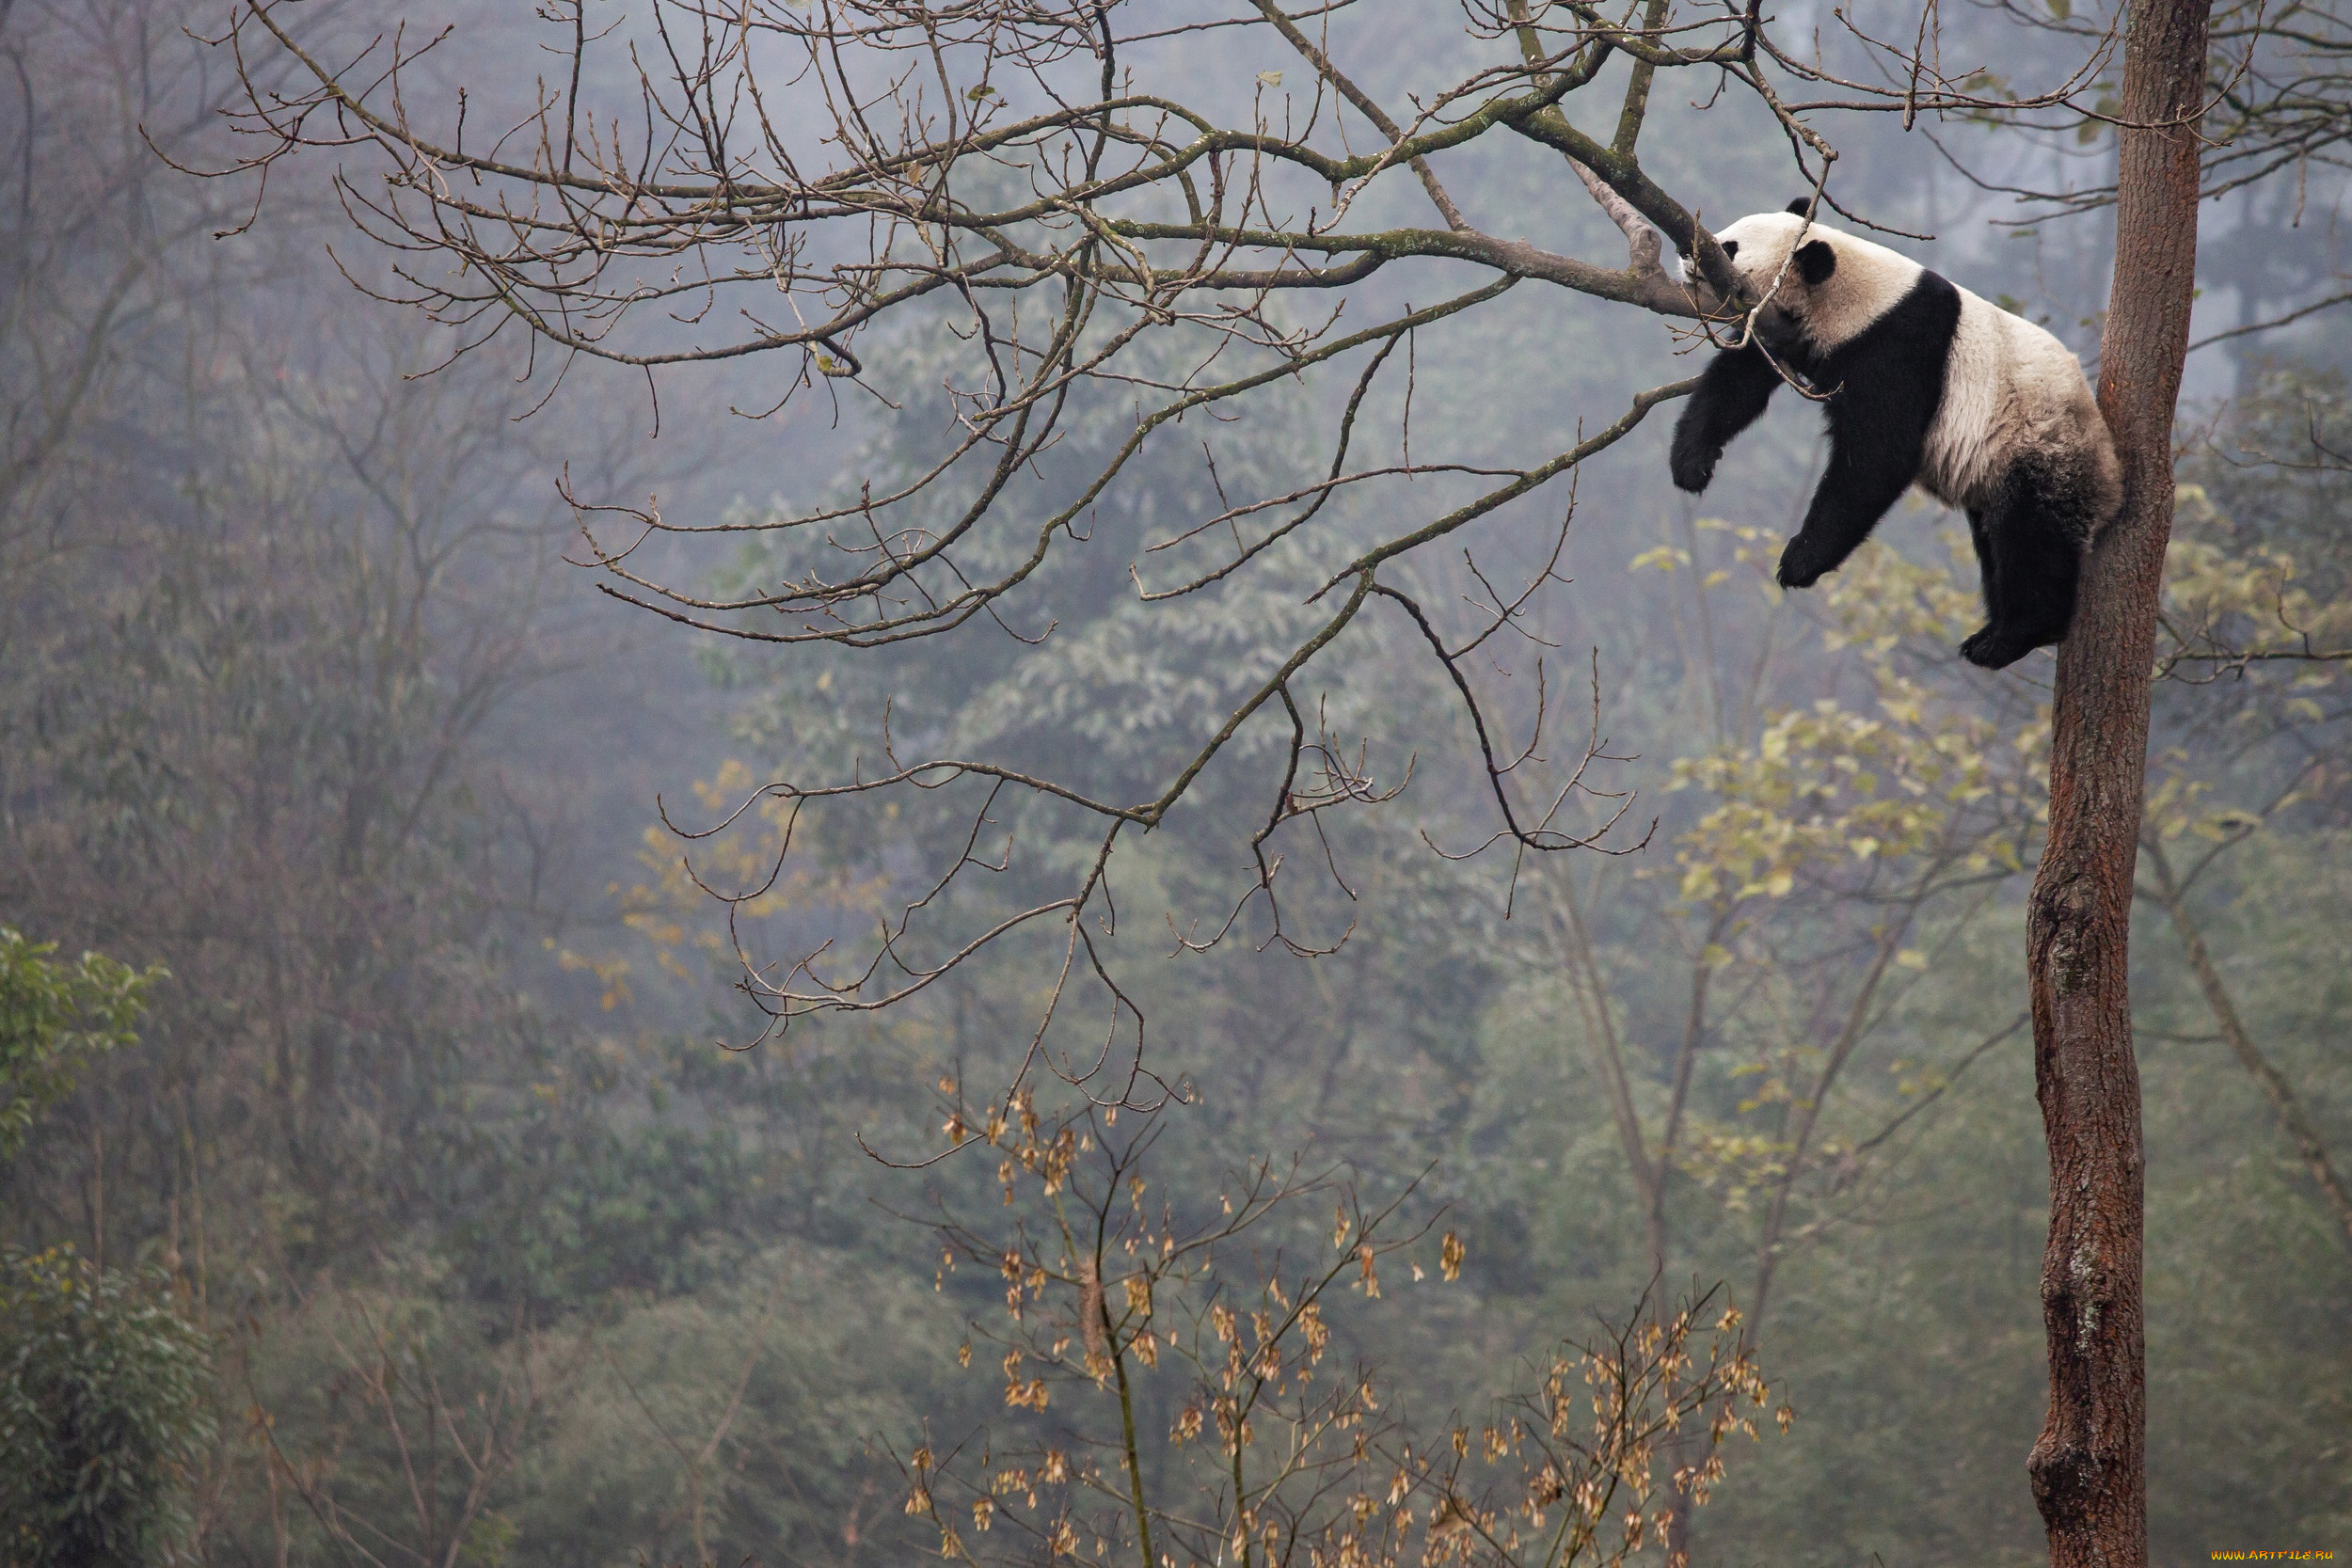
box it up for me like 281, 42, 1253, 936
1668, 202, 2122, 669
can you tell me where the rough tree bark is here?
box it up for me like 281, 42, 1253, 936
2025, 0, 2212, 1561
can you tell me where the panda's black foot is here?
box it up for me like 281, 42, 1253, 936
1958, 623, 2057, 670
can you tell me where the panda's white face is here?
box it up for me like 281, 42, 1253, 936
1697, 212, 1925, 350
1707, 212, 1810, 297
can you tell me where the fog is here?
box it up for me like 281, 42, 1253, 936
3, 2, 2347, 1563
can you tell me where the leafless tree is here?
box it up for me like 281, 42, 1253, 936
904, 1094, 1786, 1568
208, 7, 2300, 1563
209, 0, 2115, 1110
0, 0, 257, 552
2020, 1, 2210, 1561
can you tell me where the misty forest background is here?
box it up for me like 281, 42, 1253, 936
3, 1, 2349, 1563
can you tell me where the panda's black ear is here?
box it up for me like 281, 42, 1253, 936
1787, 198, 1813, 216
1794, 239, 1836, 286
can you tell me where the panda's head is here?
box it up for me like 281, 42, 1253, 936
1698, 201, 1925, 349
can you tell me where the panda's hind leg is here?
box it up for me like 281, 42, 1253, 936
1957, 467, 2084, 670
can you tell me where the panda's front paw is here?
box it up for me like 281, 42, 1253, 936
1775, 533, 1837, 590
1669, 439, 1719, 494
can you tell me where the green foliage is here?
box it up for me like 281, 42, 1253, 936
0, 929, 158, 1164
0, 1247, 214, 1567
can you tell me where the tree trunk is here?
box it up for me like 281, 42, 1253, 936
2025, 1, 2210, 1561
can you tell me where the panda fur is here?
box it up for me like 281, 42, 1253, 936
1668, 204, 2122, 669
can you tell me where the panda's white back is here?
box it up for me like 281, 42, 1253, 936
1924, 287, 2113, 514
